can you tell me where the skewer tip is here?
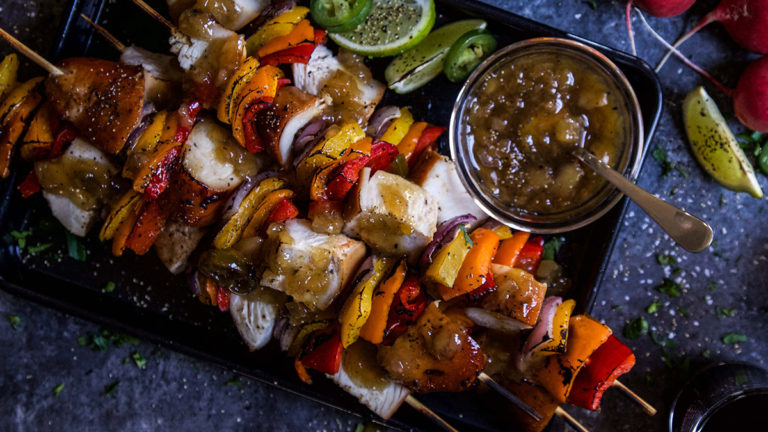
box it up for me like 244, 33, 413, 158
477, 373, 543, 422
405, 395, 460, 432
555, 407, 591, 432
613, 380, 657, 416
79, 14, 127, 52
130, 0, 180, 36
0, 27, 64, 76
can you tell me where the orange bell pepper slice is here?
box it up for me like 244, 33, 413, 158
257, 19, 315, 58
124, 197, 173, 256
240, 188, 296, 239
536, 315, 612, 403
395, 121, 428, 163
494, 231, 531, 267
438, 228, 500, 300
359, 260, 407, 344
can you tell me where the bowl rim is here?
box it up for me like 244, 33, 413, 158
449, 37, 645, 234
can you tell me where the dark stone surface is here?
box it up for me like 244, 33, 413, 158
1, 0, 766, 431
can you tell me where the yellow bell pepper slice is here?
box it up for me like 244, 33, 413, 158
245, 6, 310, 56
257, 19, 315, 58
100, 190, 143, 241
0, 53, 19, 102
424, 231, 473, 288
20, 102, 56, 162
217, 57, 260, 124
213, 177, 285, 249
379, 107, 414, 146
240, 188, 296, 239
296, 121, 365, 187
0, 77, 43, 125
339, 256, 395, 348
536, 299, 576, 355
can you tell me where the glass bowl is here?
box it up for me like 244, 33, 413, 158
449, 37, 644, 233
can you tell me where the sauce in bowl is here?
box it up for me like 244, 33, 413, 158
463, 50, 631, 215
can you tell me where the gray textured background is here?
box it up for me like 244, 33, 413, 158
1, 0, 766, 431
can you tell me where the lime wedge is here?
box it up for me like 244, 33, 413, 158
328, 0, 435, 57
385, 19, 486, 94
683, 86, 763, 198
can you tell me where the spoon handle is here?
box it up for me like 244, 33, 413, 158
574, 149, 713, 252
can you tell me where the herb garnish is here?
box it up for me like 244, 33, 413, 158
104, 281, 116, 293
459, 225, 473, 247
657, 278, 682, 298
623, 317, 648, 339
7, 314, 21, 330
707, 282, 717, 291
123, 351, 147, 369
226, 377, 244, 390
65, 232, 87, 262
722, 333, 747, 345
78, 328, 139, 352
102, 380, 119, 396
716, 306, 736, 319
542, 237, 563, 261
9, 230, 31, 248
53, 383, 64, 396
583, 0, 597, 9
646, 301, 662, 314
656, 254, 676, 266
677, 306, 689, 318
27, 243, 52, 254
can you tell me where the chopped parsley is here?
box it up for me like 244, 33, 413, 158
657, 278, 682, 298
226, 377, 244, 390
623, 317, 648, 339
65, 232, 87, 262
104, 281, 116, 293
716, 306, 737, 319
737, 131, 765, 157
542, 237, 564, 261
612, 305, 623, 310
707, 282, 717, 291
677, 306, 689, 318
646, 301, 662, 314
9, 230, 31, 248
53, 383, 64, 396
7, 314, 21, 330
78, 328, 139, 352
102, 380, 119, 397
27, 243, 52, 254
459, 225, 473, 247
583, 0, 597, 9
722, 333, 747, 345
650, 331, 675, 349
656, 254, 676, 266
130, 351, 146, 369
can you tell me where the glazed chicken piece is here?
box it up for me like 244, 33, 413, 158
344, 168, 438, 260
45, 58, 145, 155
261, 219, 367, 311
293, 45, 385, 125
167, 0, 268, 31
482, 264, 548, 327
410, 150, 486, 224
378, 302, 487, 393
253, 86, 327, 165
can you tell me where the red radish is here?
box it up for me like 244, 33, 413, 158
638, 10, 768, 132
657, 0, 768, 70
625, 0, 696, 54
734, 57, 768, 132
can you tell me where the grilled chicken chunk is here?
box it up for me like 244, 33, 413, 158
344, 168, 438, 259
328, 340, 409, 420
34, 138, 120, 236
254, 86, 327, 165
378, 303, 486, 393
411, 150, 486, 224
293, 45, 385, 125
483, 264, 547, 327
45, 58, 145, 154
120, 46, 183, 109
167, 0, 267, 31
230, 288, 285, 351
177, 119, 263, 226
154, 220, 207, 274
261, 219, 366, 311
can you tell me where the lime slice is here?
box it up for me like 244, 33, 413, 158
683, 86, 763, 198
328, 0, 435, 57
385, 19, 486, 94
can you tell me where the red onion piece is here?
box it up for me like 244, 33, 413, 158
366, 105, 401, 138
518, 296, 562, 370
124, 110, 153, 154
419, 214, 477, 269
187, 270, 202, 296
465, 308, 531, 333
293, 121, 329, 168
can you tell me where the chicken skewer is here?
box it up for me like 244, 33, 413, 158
79, 14, 126, 51
0, 27, 64, 76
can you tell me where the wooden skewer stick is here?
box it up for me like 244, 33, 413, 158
405, 395, 460, 432
477, 372, 542, 422
79, 14, 126, 52
555, 407, 591, 432
0, 27, 64, 76
129, 0, 181, 37
612, 380, 657, 416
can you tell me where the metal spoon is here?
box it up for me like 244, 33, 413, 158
572, 148, 713, 253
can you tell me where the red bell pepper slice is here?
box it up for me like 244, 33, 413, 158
382, 275, 428, 345
143, 145, 181, 201
300, 324, 343, 375
173, 100, 202, 143
410, 126, 445, 170
260, 43, 317, 66
216, 287, 230, 312
514, 235, 545, 275
568, 335, 636, 410
125, 196, 173, 256
242, 100, 271, 154
264, 198, 299, 228
325, 141, 398, 201
314, 29, 327, 45
50, 123, 77, 158
464, 273, 496, 304
17, 170, 40, 198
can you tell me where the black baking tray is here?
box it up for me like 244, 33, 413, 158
0, 0, 662, 430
